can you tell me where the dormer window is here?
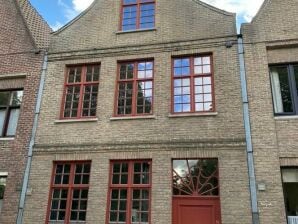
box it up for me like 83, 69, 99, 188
121, 0, 155, 31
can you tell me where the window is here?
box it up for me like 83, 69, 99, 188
172, 55, 214, 113
270, 65, 298, 115
121, 0, 155, 31
173, 159, 219, 196
281, 168, 298, 223
107, 160, 151, 224
116, 61, 153, 116
0, 90, 23, 137
62, 65, 100, 119
46, 162, 91, 224
0, 175, 7, 214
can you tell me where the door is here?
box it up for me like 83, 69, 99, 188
173, 197, 220, 224
172, 159, 221, 224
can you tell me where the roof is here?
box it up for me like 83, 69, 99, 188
16, 0, 52, 49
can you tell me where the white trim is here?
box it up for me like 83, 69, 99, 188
0, 137, 15, 141
0, 172, 8, 176
274, 115, 298, 120
168, 112, 218, 118
110, 115, 156, 121
54, 118, 98, 124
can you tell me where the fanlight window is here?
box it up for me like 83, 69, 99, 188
173, 159, 219, 196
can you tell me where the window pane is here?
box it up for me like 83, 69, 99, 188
0, 176, 7, 214
0, 110, 6, 136
294, 66, 298, 96
0, 92, 10, 106
6, 108, 20, 136
173, 159, 219, 196
270, 67, 293, 113
11, 91, 23, 106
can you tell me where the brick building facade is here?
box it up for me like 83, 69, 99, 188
22, 0, 253, 224
0, 0, 51, 223
241, 0, 298, 223
0, 0, 296, 224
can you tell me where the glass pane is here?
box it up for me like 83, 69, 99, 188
0, 92, 10, 106
11, 91, 23, 106
0, 176, 7, 215
6, 108, 20, 136
270, 67, 293, 113
294, 66, 298, 96
0, 110, 6, 136
173, 159, 219, 196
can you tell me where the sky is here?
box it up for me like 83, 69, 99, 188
29, 0, 265, 32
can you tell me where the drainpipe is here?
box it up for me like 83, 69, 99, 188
17, 52, 48, 224
237, 35, 260, 224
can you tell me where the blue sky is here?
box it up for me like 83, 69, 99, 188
29, 0, 264, 31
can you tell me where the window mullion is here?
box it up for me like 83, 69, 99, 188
78, 67, 87, 118
289, 65, 298, 114
136, 2, 141, 29
132, 63, 138, 116
127, 162, 134, 224
65, 164, 75, 224
3, 107, 11, 137
190, 57, 195, 112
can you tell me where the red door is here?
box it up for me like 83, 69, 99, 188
173, 197, 221, 224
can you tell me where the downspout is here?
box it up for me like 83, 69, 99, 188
237, 35, 260, 224
17, 52, 48, 224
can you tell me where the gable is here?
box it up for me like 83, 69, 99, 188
50, 0, 236, 53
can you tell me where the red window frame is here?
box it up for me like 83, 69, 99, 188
171, 54, 215, 114
46, 161, 91, 224
60, 64, 100, 119
114, 60, 154, 117
106, 160, 152, 224
120, 0, 156, 31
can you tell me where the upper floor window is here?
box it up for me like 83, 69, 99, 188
115, 61, 153, 116
172, 55, 214, 113
270, 65, 298, 115
0, 175, 7, 214
121, 0, 155, 31
0, 90, 23, 137
46, 162, 91, 224
107, 160, 151, 224
61, 65, 100, 119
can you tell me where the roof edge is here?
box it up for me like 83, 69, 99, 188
192, 0, 236, 17
52, 0, 96, 35
251, 0, 271, 23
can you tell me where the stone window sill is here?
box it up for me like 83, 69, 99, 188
116, 28, 156, 35
168, 112, 218, 118
110, 115, 156, 121
0, 137, 15, 141
274, 115, 298, 120
54, 118, 98, 124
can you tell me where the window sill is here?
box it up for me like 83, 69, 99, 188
0, 137, 15, 141
274, 115, 298, 120
168, 112, 218, 118
54, 118, 98, 124
116, 28, 156, 35
110, 115, 156, 121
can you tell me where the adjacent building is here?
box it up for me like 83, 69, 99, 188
23, 0, 253, 224
241, 0, 298, 223
0, 0, 51, 223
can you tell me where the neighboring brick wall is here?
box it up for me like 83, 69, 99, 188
241, 0, 298, 223
0, 0, 49, 223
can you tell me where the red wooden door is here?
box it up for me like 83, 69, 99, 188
173, 197, 221, 224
